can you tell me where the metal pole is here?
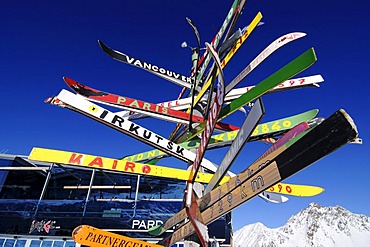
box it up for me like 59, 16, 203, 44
33, 163, 54, 217
132, 175, 140, 217
82, 169, 95, 216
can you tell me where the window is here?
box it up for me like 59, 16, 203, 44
41, 241, 52, 247
14, 240, 26, 247
30, 240, 41, 247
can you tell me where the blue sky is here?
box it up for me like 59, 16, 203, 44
1, 0, 369, 231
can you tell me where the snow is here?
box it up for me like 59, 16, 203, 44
234, 202, 370, 247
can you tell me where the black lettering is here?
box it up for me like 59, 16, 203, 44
118, 239, 126, 247
100, 110, 108, 119
108, 236, 114, 245
85, 232, 93, 240
96, 234, 103, 243
129, 123, 140, 135
167, 142, 173, 150
112, 115, 124, 127
176, 146, 184, 155
227, 193, 233, 207
143, 130, 152, 139
112, 238, 118, 247
251, 175, 264, 191
155, 135, 163, 144
102, 235, 109, 244
241, 184, 247, 199
218, 200, 223, 213
91, 234, 96, 243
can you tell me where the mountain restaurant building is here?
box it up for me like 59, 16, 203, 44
0, 154, 232, 247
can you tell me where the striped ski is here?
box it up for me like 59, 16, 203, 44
178, 0, 247, 99
193, 12, 263, 107
195, 0, 244, 71
168, 12, 262, 140
187, 42, 225, 184
158, 109, 358, 246
177, 47, 317, 143
193, 0, 241, 86
183, 42, 225, 246
122, 109, 319, 163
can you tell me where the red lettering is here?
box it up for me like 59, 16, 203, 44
112, 160, 118, 169
88, 157, 103, 167
69, 153, 83, 165
278, 184, 282, 192
124, 162, 135, 172
142, 165, 151, 174
232, 37, 243, 54
286, 186, 292, 193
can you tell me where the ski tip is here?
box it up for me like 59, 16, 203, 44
338, 109, 359, 140
294, 32, 307, 38
63, 77, 75, 85
312, 109, 319, 115
98, 40, 108, 50
72, 225, 84, 239
310, 47, 318, 61
147, 225, 163, 236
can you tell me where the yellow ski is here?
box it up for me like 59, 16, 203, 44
193, 12, 263, 107
29, 147, 323, 198
28, 147, 230, 184
72, 225, 163, 247
268, 183, 324, 197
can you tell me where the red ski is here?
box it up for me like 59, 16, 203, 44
63, 77, 239, 132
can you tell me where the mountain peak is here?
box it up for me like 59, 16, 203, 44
234, 203, 370, 247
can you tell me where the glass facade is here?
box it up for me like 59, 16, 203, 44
0, 155, 231, 246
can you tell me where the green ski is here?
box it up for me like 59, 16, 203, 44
177, 47, 317, 143
122, 109, 319, 163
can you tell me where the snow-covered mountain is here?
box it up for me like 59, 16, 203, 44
233, 203, 370, 247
